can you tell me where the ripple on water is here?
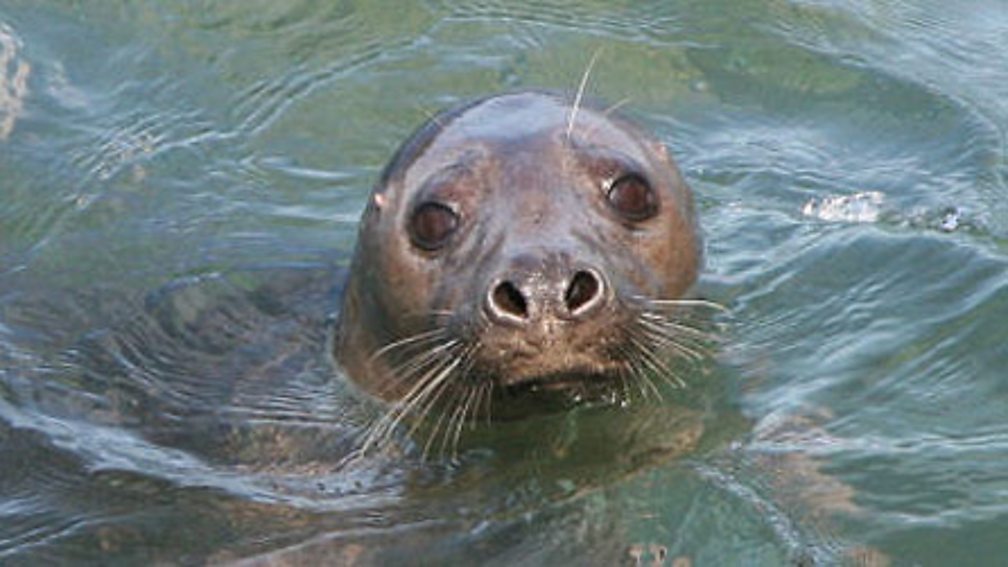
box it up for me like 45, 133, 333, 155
719, 221, 1008, 544
766, 0, 1008, 232
1, 0, 1007, 563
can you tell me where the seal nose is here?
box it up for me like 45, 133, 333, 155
490, 280, 530, 321
485, 264, 607, 325
564, 269, 603, 314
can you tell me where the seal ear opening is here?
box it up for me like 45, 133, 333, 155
650, 140, 671, 162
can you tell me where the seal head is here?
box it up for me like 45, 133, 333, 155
335, 91, 700, 405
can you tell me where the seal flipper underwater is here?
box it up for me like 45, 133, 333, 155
334, 91, 708, 440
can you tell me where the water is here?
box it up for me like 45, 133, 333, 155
1, 0, 1006, 564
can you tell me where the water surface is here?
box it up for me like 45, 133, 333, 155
1, 1, 1007, 564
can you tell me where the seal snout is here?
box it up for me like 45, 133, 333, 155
479, 256, 617, 384
484, 258, 608, 327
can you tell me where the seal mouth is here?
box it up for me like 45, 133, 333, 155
491, 355, 624, 388
476, 339, 623, 388
497, 369, 626, 409
507, 370, 615, 391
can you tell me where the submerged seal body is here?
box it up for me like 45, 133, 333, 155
335, 91, 701, 408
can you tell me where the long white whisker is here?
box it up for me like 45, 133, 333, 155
619, 339, 661, 401
445, 382, 480, 460
419, 347, 480, 460
419, 377, 458, 460
386, 338, 460, 381
566, 48, 603, 141
638, 314, 720, 343
577, 96, 635, 141
633, 326, 689, 387
369, 328, 448, 362
602, 97, 632, 117
360, 345, 463, 454
471, 379, 490, 430
629, 333, 684, 390
646, 297, 729, 312
641, 327, 708, 363
480, 376, 494, 426
401, 352, 465, 436
427, 375, 469, 460
412, 344, 478, 459
614, 365, 632, 405
638, 318, 720, 350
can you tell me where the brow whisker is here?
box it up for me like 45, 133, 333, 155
566, 48, 603, 141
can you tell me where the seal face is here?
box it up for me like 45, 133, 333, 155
335, 91, 701, 408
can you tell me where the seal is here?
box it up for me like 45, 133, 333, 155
334, 91, 702, 421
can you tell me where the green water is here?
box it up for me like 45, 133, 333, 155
1, 1, 1007, 564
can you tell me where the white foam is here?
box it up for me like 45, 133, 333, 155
801, 191, 884, 223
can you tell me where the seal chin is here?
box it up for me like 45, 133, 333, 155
491, 358, 622, 389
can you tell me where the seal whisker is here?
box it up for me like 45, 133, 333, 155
579, 96, 635, 140
369, 328, 449, 363
368, 336, 459, 406
638, 316, 720, 350
422, 369, 483, 461
645, 297, 729, 313
410, 343, 478, 459
616, 345, 649, 401
418, 378, 458, 460
364, 361, 443, 449
445, 380, 481, 460
360, 344, 464, 455
640, 330, 706, 368
639, 325, 709, 363
602, 97, 632, 117
615, 366, 633, 405
637, 306, 721, 343
402, 347, 468, 435
615, 329, 663, 401
427, 371, 472, 460
479, 374, 494, 425
628, 355, 661, 402
628, 331, 685, 390
623, 325, 666, 401
636, 361, 666, 401
384, 338, 460, 386
474, 378, 493, 427
565, 48, 602, 141
629, 321, 683, 372
638, 314, 720, 343
453, 346, 487, 429
464, 381, 483, 438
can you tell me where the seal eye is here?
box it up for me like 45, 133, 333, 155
606, 173, 657, 221
409, 202, 459, 251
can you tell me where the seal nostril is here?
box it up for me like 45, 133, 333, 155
565, 270, 602, 315
491, 281, 529, 319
